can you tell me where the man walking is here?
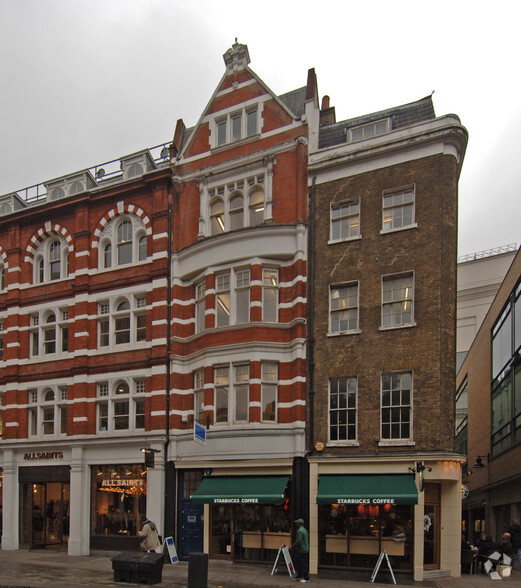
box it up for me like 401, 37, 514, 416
292, 518, 309, 583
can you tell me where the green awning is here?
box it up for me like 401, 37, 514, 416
316, 474, 418, 505
191, 476, 289, 505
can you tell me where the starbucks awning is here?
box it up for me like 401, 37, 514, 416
316, 474, 418, 506
191, 476, 289, 505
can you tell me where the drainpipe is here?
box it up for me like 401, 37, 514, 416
164, 183, 174, 540
307, 176, 317, 452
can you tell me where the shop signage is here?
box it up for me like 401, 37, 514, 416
194, 422, 206, 445
24, 451, 64, 461
336, 498, 396, 505
214, 497, 259, 504
101, 479, 145, 488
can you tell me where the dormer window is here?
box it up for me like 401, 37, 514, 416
215, 106, 259, 147
349, 118, 389, 143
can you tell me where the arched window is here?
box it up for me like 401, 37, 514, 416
98, 295, 146, 348
117, 220, 133, 265
30, 307, 69, 357
28, 386, 68, 437
96, 379, 145, 433
69, 181, 84, 195
249, 186, 264, 226
99, 214, 147, 268
210, 198, 225, 235
229, 193, 244, 231
33, 236, 69, 284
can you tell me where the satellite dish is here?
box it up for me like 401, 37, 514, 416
96, 168, 105, 179
160, 147, 169, 159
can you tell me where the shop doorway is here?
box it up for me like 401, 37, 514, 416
21, 482, 70, 550
423, 483, 441, 570
178, 470, 204, 558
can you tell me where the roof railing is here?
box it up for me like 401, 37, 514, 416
458, 243, 518, 263
7, 141, 171, 206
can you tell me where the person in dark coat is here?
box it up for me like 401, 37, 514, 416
508, 520, 521, 564
499, 532, 514, 557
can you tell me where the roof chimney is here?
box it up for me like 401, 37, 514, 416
320, 95, 336, 126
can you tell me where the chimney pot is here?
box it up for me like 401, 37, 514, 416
321, 95, 330, 110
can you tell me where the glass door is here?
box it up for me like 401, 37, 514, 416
423, 503, 439, 569
210, 504, 233, 559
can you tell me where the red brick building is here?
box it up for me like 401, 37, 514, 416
0, 42, 468, 580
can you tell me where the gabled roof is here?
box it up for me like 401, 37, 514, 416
318, 95, 436, 150
278, 86, 307, 119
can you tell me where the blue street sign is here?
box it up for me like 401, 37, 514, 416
194, 422, 206, 445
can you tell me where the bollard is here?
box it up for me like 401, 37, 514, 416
188, 552, 208, 588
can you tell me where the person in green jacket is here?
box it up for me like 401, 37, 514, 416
291, 518, 309, 583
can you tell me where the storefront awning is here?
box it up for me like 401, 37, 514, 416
191, 475, 289, 505
316, 474, 418, 505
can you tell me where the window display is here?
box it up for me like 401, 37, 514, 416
91, 465, 146, 538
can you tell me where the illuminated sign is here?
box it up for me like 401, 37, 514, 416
24, 451, 64, 461
101, 479, 145, 488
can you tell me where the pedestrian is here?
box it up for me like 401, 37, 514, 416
291, 518, 309, 583
499, 532, 513, 557
139, 517, 161, 553
508, 520, 521, 565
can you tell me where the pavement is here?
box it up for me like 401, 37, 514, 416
0, 549, 520, 588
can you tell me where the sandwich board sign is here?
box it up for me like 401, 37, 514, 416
271, 544, 295, 577
165, 536, 179, 564
370, 550, 396, 584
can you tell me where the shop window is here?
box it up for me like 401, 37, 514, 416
318, 503, 412, 570
214, 363, 250, 425
91, 464, 147, 541
33, 236, 69, 284
97, 295, 146, 349
30, 307, 69, 357
99, 214, 147, 269
27, 386, 68, 437
96, 379, 146, 434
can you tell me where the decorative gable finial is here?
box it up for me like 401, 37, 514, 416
223, 40, 250, 70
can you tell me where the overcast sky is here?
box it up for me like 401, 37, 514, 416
1, 0, 520, 257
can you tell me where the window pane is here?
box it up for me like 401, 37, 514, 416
115, 317, 130, 344
262, 384, 276, 421
232, 115, 241, 141
217, 120, 226, 145
247, 110, 257, 137
138, 236, 147, 261
114, 400, 129, 430
236, 384, 248, 421
135, 399, 145, 429
136, 314, 146, 341
118, 242, 132, 265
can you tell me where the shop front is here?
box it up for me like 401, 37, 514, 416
316, 474, 417, 572
90, 464, 147, 551
191, 475, 292, 563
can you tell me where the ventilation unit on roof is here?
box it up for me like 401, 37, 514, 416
120, 150, 156, 181
45, 171, 97, 202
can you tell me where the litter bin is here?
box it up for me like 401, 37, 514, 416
188, 552, 208, 588
112, 551, 165, 585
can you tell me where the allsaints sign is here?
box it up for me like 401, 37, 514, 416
24, 451, 64, 461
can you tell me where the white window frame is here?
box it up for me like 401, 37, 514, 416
99, 214, 147, 269
349, 118, 389, 143
214, 363, 250, 425
195, 281, 206, 334
96, 378, 145, 434
30, 307, 69, 357
208, 174, 266, 235
379, 371, 414, 446
0, 316, 5, 361
329, 282, 360, 335
27, 386, 68, 438
328, 376, 358, 445
261, 362, 278, 422
194, 369, 205, 424
33, 236, 69, 284
381, 271, 415, 329
213, 105, 259, 147
215, 269, 251, 327
262, 268, 279, 323
329, 200, 361, 243
97, 294, 146, 349
381, 185, 416, 233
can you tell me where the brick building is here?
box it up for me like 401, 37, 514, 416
0, 42, 468, 580
307, 94, 467, 579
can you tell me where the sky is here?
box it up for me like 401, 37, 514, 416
1, 0, 520, 257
